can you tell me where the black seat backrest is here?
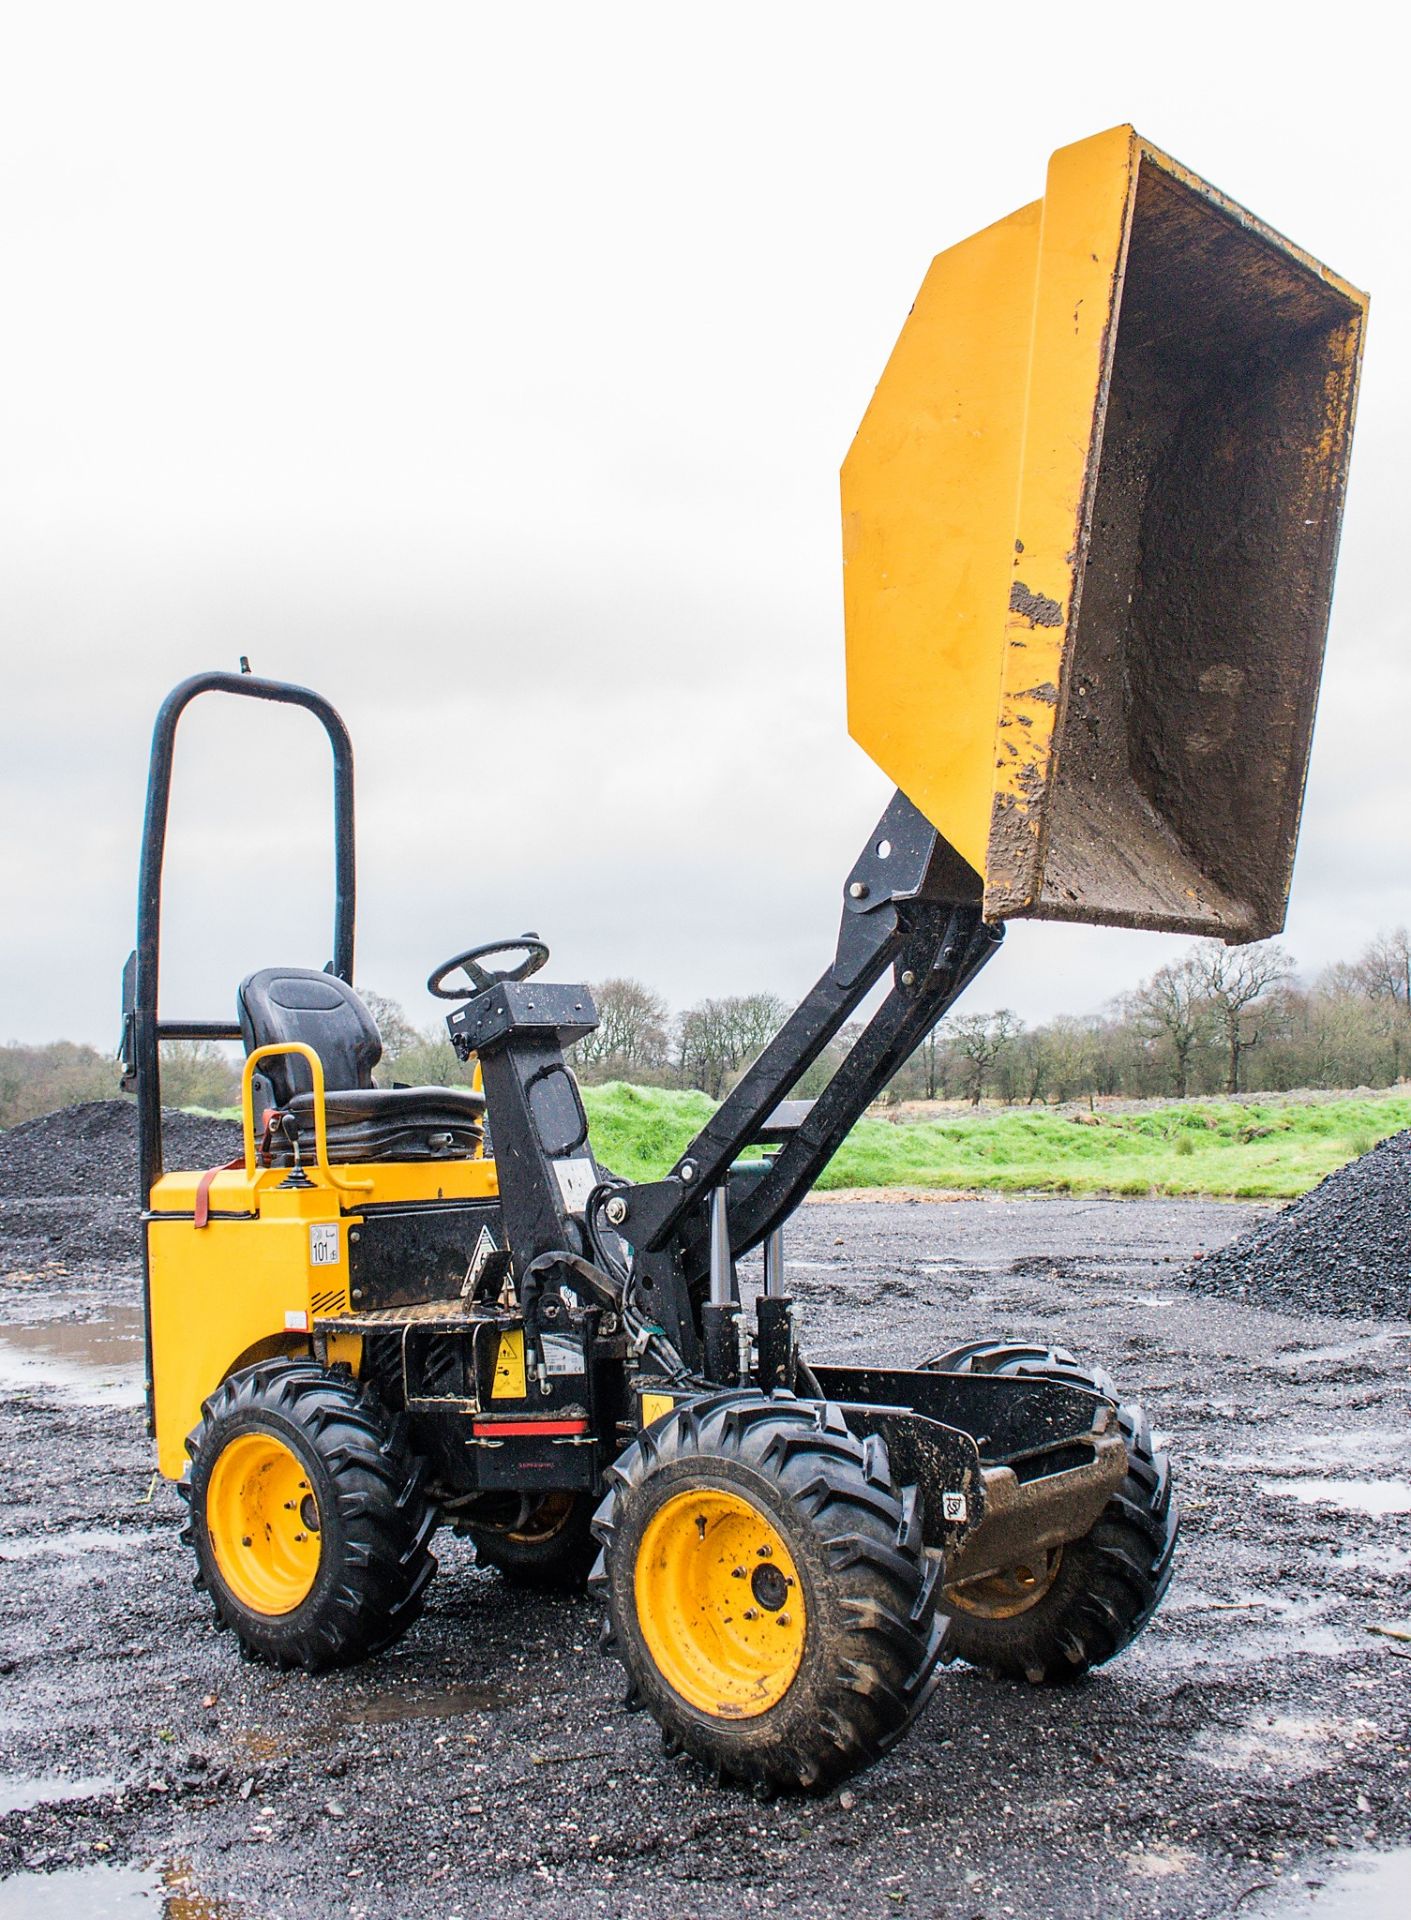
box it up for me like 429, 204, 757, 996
237, 968, 382, 1107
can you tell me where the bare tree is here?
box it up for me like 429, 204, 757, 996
1355, 927, 1411, 1009
358, 991, 422, 1069
157, 1039, 241, 1112
1127, 954, 1207, 1098
1189, 939, 1293, 1094
1354, 927, 1411, 1080
1042, 1014, 1101, 1104
943, 1009, 1022, 1106
572, 978, 670, 1082
675, 993, 787, 1098
1012, 1027, 1051, 1105
916, 1021, 946, 1102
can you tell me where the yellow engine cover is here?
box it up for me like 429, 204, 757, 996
146, 1155, 498, 1480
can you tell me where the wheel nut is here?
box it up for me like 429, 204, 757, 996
777, 1613, 791, 1627
743, 1609, 759, 1621
757, 1543, 773, 1557
731, 1566, 747, 1579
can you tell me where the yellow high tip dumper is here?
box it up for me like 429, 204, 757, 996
121, 126, 1365, 1796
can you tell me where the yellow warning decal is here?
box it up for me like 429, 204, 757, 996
492, 1329, 527, 1400
640, 1392, 675, 1427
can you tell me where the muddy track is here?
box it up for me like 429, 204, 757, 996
1, 1196, 1409, 1918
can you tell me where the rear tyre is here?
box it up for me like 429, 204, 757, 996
925, 1341, 1176, 1684
462, 1491, 599, 1590
182, 1358, 438, 1671
591, 1392, 943, 1794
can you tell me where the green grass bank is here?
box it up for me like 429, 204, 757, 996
581, 1084, 1411, 1199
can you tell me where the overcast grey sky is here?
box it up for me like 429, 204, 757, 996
2, 3, 1407, 1050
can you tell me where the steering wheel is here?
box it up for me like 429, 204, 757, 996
426, 933, 550, 1001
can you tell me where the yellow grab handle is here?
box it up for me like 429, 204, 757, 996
240, 1043, 374, 1195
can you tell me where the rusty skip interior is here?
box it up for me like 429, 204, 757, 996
1022, 155, 1365, 942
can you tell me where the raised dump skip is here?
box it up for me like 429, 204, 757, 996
843, 126, 1367, 941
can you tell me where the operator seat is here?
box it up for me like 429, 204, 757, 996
237, 967, 486, 1163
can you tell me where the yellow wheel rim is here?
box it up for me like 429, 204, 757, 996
945, 1545, 1063, 1620
507, 1492, 576, 1544
205, 1431, 322, 1616
635, 1487, 807, 1719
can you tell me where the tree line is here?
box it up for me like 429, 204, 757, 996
2, 927, 1407, 1129
565, 928, 1411, 1106
909, 929, 1411, 1107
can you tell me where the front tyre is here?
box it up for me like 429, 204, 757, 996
926, 1341, 1177, 1683
182, 1358, 438, 1671
591, 1393, 943, 1794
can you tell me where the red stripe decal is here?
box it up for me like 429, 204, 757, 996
472, 1419, 588, 1439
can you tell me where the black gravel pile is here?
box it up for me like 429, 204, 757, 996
0, 1100, 240, 1276
1188, 1127, 1411, 1319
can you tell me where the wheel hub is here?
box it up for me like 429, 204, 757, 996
634, 1487, 806, 1719
750, 1561, 788, 1611
944, 1545, 1063, 1620
205, 1431, 322, 1616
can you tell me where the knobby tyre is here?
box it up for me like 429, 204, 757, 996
182, 1357, 438, 1671
926, 1341, 1177, 1684
591, 1391, 944, 1794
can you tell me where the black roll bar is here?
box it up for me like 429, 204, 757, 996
127, 670, 356, 1203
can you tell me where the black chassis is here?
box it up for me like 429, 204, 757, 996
435, 788, 1125, 1564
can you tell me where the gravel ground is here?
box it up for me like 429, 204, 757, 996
1, 1192, 1409, 1918
0, 1104, 239, 1275
1188, 1129, 1411, 1320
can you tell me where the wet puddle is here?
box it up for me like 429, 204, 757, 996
335, 1682, 511, 1726
232, 1679, 516, 1762
0, 1861, 236, 1917
0, 1864, 158, 1918
0, 1306, 143, 1409
1269, 1331, 1411, 1370
1248, 1427, 1411, 1470
1146, 1586, 1356, 1670
0, 1771, 117, 1815
1319, 1543, 1411, 1577
1251, 1846, 1411, 1918
1189, 1712, 1378, 1780
1262, 1477, 1411, 1517
1296, 1427, 1409, 1461
0, 1529, 149, 1564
